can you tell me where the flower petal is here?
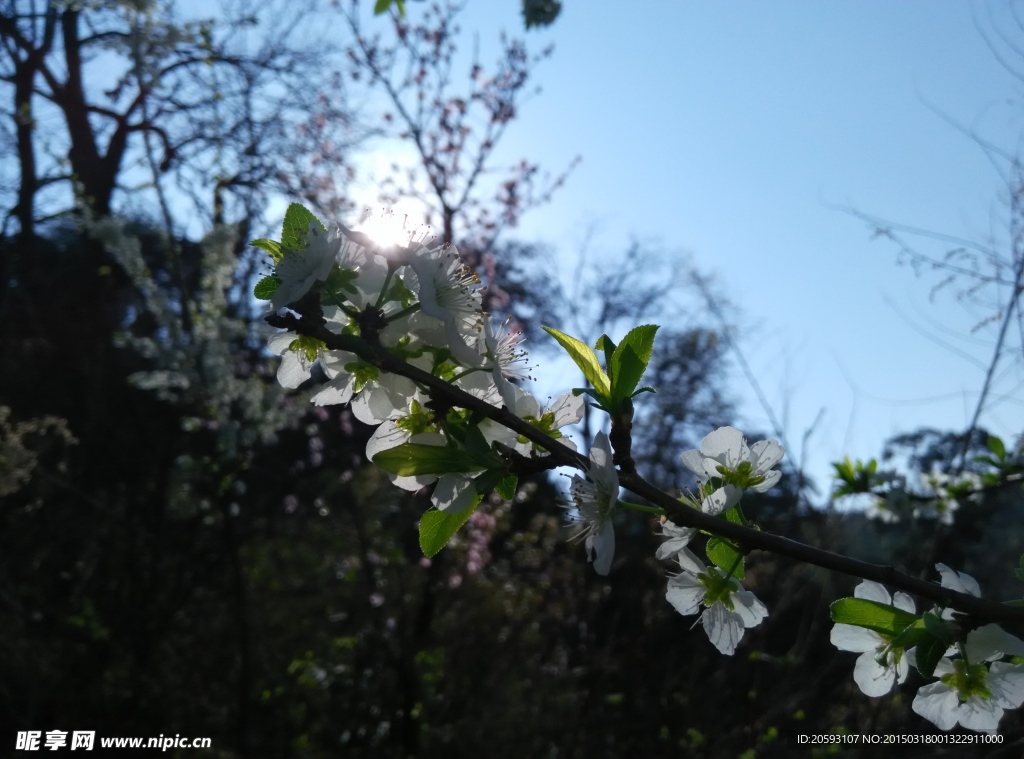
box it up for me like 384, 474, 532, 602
750, 438, 785, 473
731, 589, 768, 628
966, 625, 1024, 662
987, 662, 1024, 709
432, 473, 478, 514
675, 546, 706, 575
831, 624, 883, 654
853, 580, 892, 605
853, 650, 896, 697
277, 350, 313, 389
679, 449, 714, 481
703, 484, 739, 515
703, 602, 745, 656
666, 572, 704, 616
957, 696, 1002, 732
936, 563, 981, 597
586, 521, 615, 575
700, 426, 746, 466
912, 681, 960, 731
892, 591, 916, 614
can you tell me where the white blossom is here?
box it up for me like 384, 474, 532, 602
565, 432, 619, 575
665, 547, 767, 655
268, 331, 318, 389
654, 518, 697, 562
679, 426, 784, 514
913, 660, 1024, 732
271, 221, 340, 310
830, 580, 915, 696
407, 243, 484, 367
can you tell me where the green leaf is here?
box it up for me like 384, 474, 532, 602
913, 634, 948, 679
419, 501, 478, 557
829, 598, 919, 636
543, 326, 611, 397
988, 435, 1007, 461
610, 324, 658, 402
595, 334, 617, 384
470, 469, 503, 496
463, 425, 504, 469
706, 538, 745, 581
250, 238, 283, 264
496, 473, 518, 500
281, 203, 326, 253
372, 443, 485, 477
374, 0, 405, 14
253, 276, 279, 300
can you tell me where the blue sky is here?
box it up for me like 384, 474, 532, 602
380, 0, 1024, 501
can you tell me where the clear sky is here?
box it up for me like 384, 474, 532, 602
381, 0, 1024, 502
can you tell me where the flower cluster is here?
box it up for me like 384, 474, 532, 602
653, 427, 782, 655
263, 208, 583, 521
831, 566, 1024, 732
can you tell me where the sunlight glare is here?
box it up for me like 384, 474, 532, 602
356, 201, 435, 250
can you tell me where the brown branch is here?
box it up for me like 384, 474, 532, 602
268, 309, 1024, 626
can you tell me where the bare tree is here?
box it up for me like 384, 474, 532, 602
339, 0, 578, 313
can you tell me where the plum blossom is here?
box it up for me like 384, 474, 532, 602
504, 389, 585, 455
369, 426, 485, 515
407, 243, 484, 367
830, 580, 915, 696
332, 230, 390, 309
268, 330, 321, 388
679, 426, 784, 515
271, 221, 340, 310
482, 316, 533, 406
654, 518, 697, 562
907, 563, 1024, 731
565, 432, 619, 575
913, 660, 1024, 731
665, 547, 767, 655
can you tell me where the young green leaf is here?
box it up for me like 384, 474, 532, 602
610, 324, 658, 402
829, 598, 919, 637
706, 538, 745, 580
595, 334, 617, 385
463, 425, 504, 469
419, 501, 478, 557
373, 444, 484, 477
470, 469, 503, 497
987, 435, 1007, 461
281, 203, 326, 253
543, 326, 611, 397
253, 276, 279, 300
496, 473, 518, 501
250, 238, 283, 264
912, 631, 949, 679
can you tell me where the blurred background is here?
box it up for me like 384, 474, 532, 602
2, 0, 1024, 755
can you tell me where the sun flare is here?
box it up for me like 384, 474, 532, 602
357, 204, 434, 250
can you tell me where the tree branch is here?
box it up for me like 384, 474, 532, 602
268, 309, 1024, 626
